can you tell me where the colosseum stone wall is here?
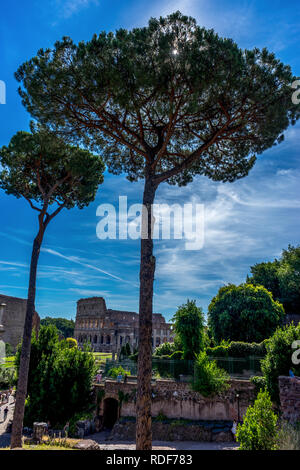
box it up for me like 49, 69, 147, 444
74, 297, 174, 353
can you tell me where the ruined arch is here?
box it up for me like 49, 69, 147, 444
103, 398, 119, 429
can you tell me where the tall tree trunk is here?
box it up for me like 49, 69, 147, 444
136, 174, 157, 450
10, 231, 44, 449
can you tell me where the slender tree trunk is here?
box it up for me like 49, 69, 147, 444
136, 174, 157, 450
10, 230, 44, 449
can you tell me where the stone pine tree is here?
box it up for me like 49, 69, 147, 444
0, 123, 104, 448
15, 12, 299, 449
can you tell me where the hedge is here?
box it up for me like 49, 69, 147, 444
206, 340, 268, 358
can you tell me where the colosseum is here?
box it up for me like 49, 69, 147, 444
74, 297, 174, 353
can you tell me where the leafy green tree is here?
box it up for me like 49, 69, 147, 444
15, 12, 299, 448
16, 325, 95, 427
172, 300, 205, 359
247, 260, 281, 300
192, 351, 229, 397
208, 283, 285, 343
40, 317, 75, 338
120, 342, 131, 358
247, 245, 300, 315
278, 245, 300, 315
0, 124, 104, 448
261, 323, 300, 404
236, 389, 278, 450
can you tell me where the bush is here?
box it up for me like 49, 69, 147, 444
206, 340, 268, 358
250, 376, 267, 394
65, 338, 77, 349
0, 366, 16, 389
261, 323, 300, 404
107, 366, 130, 379
153, 342, 177, 357
5, 343, 13, 356
206, 345, 229, 357
169, 351, 183, 360
192, 351, 229, 397
236, 390, 278, 450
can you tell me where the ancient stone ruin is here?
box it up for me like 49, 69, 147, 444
0, 294, 40, 351
74, 296, 174, 353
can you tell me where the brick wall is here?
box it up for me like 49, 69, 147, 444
279, 376, 300, 422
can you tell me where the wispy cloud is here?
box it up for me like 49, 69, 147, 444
41, 247, 139, 287
53, 0, 99, 20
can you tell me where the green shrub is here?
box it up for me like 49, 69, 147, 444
236, 390, 278, 450
65, 337, 77, 349
261, 323, 300, 404
107, 366, 130, 379
155, 411, 168, 422
206, 345, 229, 357
206, 340, 267, 358
0, 366, 16, 388
250, 375, 267, 394
5, 343, 13, 356
154, 342, 177, 357
192, 351, 229, 397
169, 351, 183, 360
228, 340, 267, 357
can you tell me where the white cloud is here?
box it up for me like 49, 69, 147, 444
41, 247, 139, 287
54, 0, 99, 20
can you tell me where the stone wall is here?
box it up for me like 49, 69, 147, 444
111, 418, 234, 442
0, 294, 40, 351
97, 377, 256, 422
279, 376, 300, 422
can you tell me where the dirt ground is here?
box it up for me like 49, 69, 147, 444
85, 431, 239, 450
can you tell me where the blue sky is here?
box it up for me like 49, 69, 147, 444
0, 0, 299, 321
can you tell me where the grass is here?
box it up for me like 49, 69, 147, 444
93, 352, 112, 369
